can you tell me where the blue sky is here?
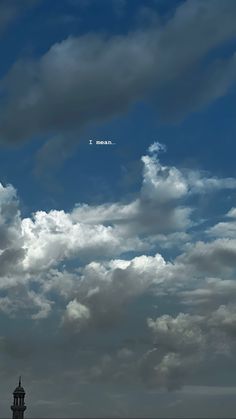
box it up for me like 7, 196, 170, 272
1, 1, 236, 417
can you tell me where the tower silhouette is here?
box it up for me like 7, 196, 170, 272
11, 377, 27, 419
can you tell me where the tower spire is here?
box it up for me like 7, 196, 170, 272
11, 378, 26, 419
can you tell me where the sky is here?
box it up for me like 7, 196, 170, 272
0, 0, 236, 417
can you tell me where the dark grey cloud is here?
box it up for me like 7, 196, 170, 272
180, 278, 236, 311
140, 303, 236, 391
0, 0, 236, 152
34, 133, 79, 184
155, 52, 236, 121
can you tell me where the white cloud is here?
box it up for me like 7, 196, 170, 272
72, 143, 236, 240
227, 207, 236, 218
61, 253, 167, 330
21, 209, 144, 272
72, 143, 193, 236
0, 142, 236, 350
63, 300, 90, 330
186, 170, 236, 194
141, 146, 188, 202
207, 208, 236, 238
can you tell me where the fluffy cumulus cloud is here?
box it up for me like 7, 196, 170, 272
1, 143, 236, 393
21, 209, 145, 272
0, 0, 236, 151
72, 142, 236, 237
0, 143, 236, 309
60, 253, 167, 330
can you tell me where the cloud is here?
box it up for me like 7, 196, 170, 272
71, 162, 192, 238
141, 142, 188, 202
207, 208, 236, 238
155, 52, 236, 121
134, 204, 236, 390
176, 239, 236, 276
0, 182, 21, 248
60, 253, 166, 330
0, 286, 53, 319
63, 300, 91, 330
209, 304, 236, 338
1, 142, 236, 399
139, 313, 206, 389
21, 209, 145, 272
0, 142, 235, 323
0, 0, 236, 152
0, 183, 25, 282
141, 303, 236, 390
180, 277, 236, 309
147, 313, 205, 355
186, 171, 236, 194
72, 142, 236, 238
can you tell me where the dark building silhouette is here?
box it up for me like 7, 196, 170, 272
11, 377, 27, 419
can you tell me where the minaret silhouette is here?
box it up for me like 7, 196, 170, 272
11, 377, 27, 419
